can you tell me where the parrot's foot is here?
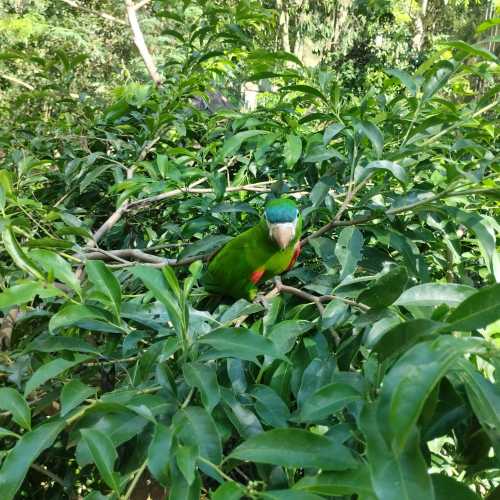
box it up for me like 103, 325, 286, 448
253, 293, 269, 309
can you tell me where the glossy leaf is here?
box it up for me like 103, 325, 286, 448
284, 134, 302, 168
297, 383, 361, 422
30, 248, 81, 294
86, 260, 121, 317
378, 336, 473, 450
148, 423, 173, 487
183, 362, 220, 413
60, 379, 95, 416
444, 283, 500, 331
199, 327, 286, 363
360, 403, 434, 500
230, 428, 357, 470
395, 283, 476, 307
24, 353, 92, 396
80, 428, 121, 494
358, 266, 408, 309
0, 281, 62, 309
0, 388, 31, 430
335, 227, 363, 280
0, 419, 65, 500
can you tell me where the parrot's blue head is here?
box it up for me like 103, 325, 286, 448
264, 198, 299, 249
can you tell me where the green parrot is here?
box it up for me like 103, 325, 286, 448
203, 197, 302, 300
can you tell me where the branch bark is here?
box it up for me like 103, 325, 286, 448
0, 73, 34, 91
59, 0, 126, 25
125, 0, 163, 86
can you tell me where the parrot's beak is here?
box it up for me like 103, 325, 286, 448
269, 222, 296, 250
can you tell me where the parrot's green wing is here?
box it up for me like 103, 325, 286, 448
203, 218, 301, 300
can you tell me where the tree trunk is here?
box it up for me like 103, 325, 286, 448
412, 0, 429, 53
276, 0, 291, 52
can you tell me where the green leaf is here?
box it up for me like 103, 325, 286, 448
357, 121, 383, 157
230, 429, 357, 470
281, 84, 327, 101
360, 403, 434, 500
0, 419, 65, 500
378, 336, 472, 450
80, 428, 121, 494
173, 407, 222, 467
25, 334, 100, 354
444, 283, 500, 331
284, 134, 302, 168
0, 388, 31, 430
49, 304, 119, 333
169, 463, 201, 500
323, 123, 345, 144
176, 445, 197, 485
459, 361, 500, 459
261, 490, 324, 500
24, 353, 92, 397
432, 474, 481, 500
131, 266, 184, 337
1, 227, 44, 280
268, 320, 313, 355
147, 423, 173, 487
183, 362, 220, 413
335, 227, 363, 281
444, 208, 500, 281
0, 281, 62, 309
30, 249, 81, 294
476, 17, 500, 33
219, 130, 269, 159
385, 68, 417, 96
250, 385, 290, 427
199, 327, 287, 363
395, 283, 475, 307
86, 260, 121, 317
297, 383, 361, 422
441, 40, 498, 62
293, 467, 374, 496
60, 379, 95, 416
358, 266, 408, 309
0, 427, 20, 439
177, 235, 231, 261
371, 319, 443, 360
212, 481, 245, 500
422, 61, 454, 99
355, 160, 408, 184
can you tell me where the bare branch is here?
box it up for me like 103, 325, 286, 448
125, 0, 163, 86
0, 308, 18, 350
85, 248, 173, 265
30, 463, 66, 489
0, 73, 34, 91
59, 0, 126, 25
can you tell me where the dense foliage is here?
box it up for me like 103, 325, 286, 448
0, 1, 499, 499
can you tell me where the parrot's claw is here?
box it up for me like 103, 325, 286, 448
253, 293, 268, 309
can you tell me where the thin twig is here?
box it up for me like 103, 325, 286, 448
59, 0, 126, 25
125, 0, 163, 86
420, 99, 499, 147
30, 463, 66, 489
123, 459, 148, 500
0, 73, 34, 90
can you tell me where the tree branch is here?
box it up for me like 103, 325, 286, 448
59, 0, 126, 25
30, 463, 66, 489
125, 0, 163, 86
0, 73, 34, 91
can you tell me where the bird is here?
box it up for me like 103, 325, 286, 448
202, 197, 302, 301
